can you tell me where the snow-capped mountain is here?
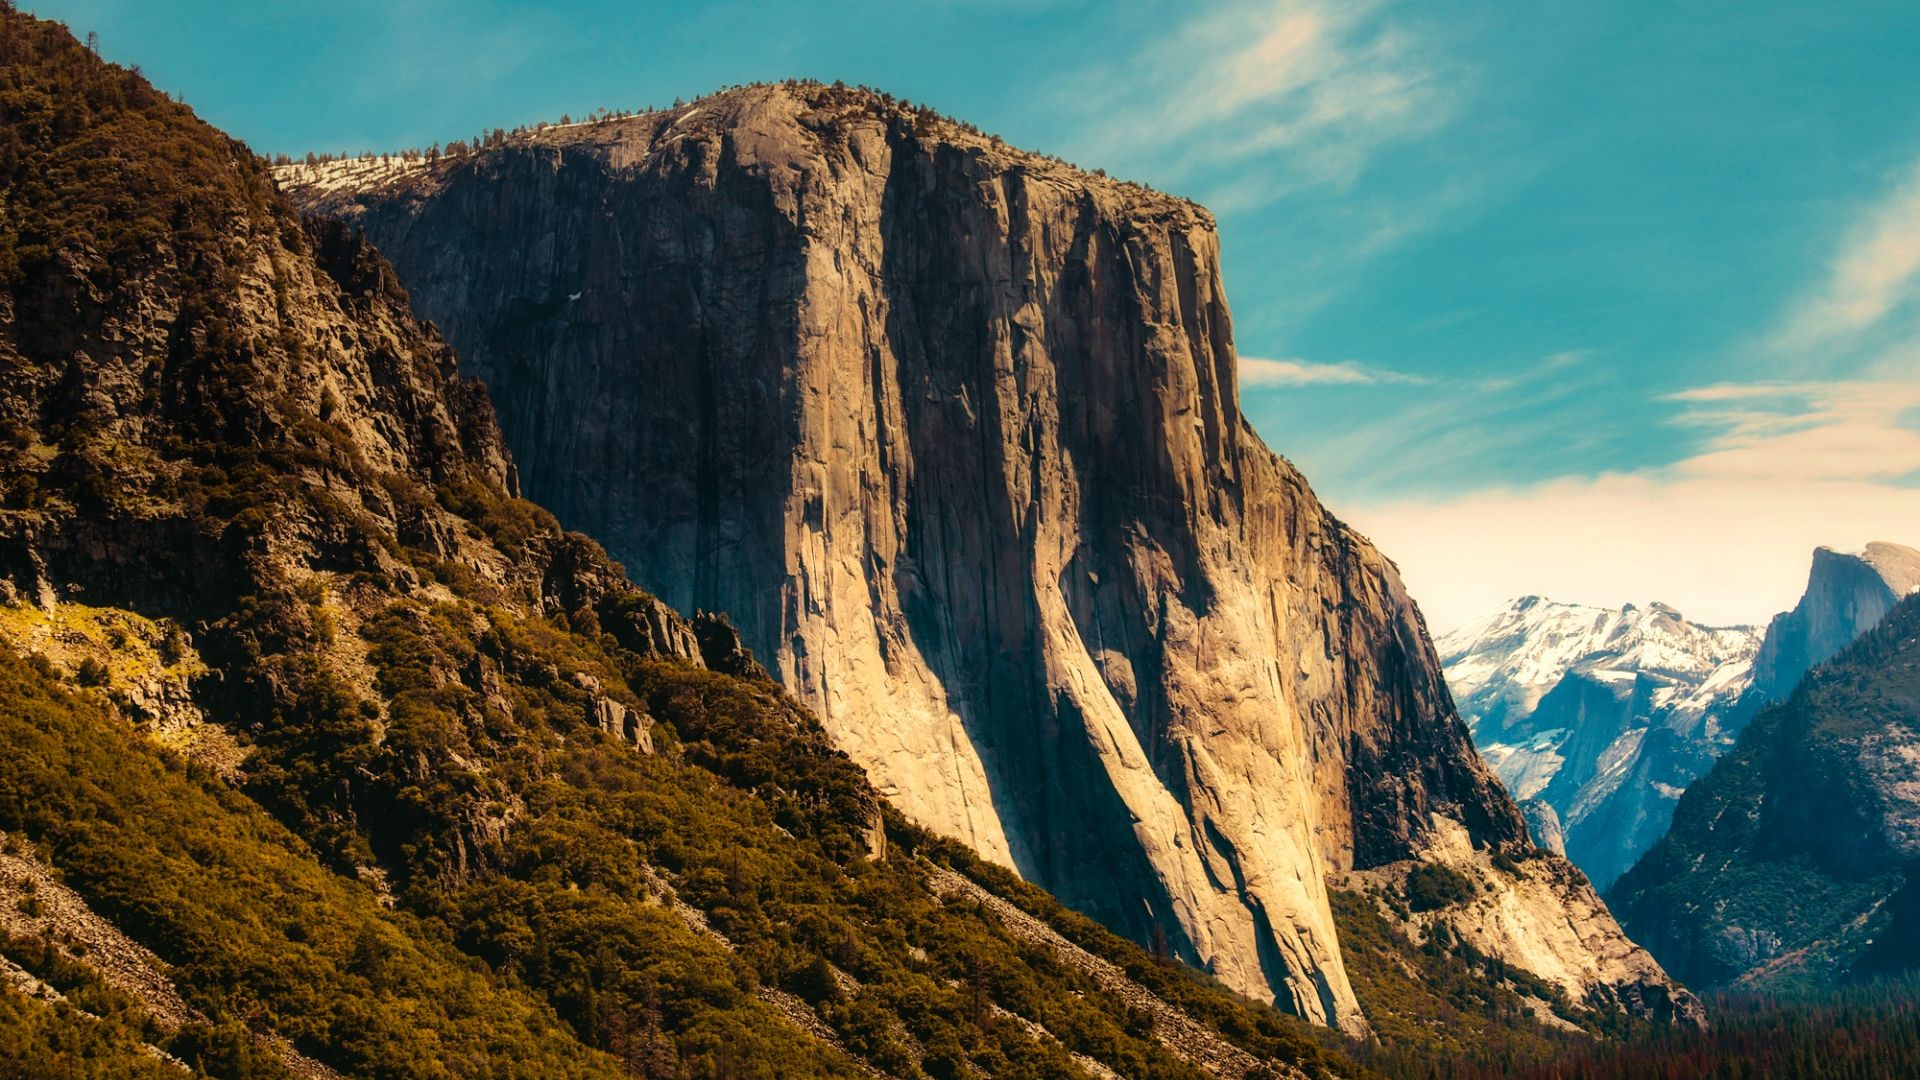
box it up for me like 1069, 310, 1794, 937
1440, 598, 1761, 890
1443, 540, 1920, 892
1444, 597, 1760, 749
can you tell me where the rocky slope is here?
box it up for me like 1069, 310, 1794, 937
280, 82, 1690, 1033
1609, 593, 1920, 992
0, 19, 1381, 1077
1439, 599, 1761, 889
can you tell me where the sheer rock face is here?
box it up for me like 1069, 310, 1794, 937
1750, 542, 1920, 700
283, 83, 1680, 1031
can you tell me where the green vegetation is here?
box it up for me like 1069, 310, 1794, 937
0, 927, 291, 1079
350, 599, 1224, 1078
0, 980, 183, 1080
1474, 976, 1920, 1080
0, 646, 627, 1077
1403, 865, 1476, 914
0, 580, 1348, 1077
0, 2, 282, 289
1609, 594, 1920, 993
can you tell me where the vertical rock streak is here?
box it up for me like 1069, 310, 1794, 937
285, 84, 1668, 1031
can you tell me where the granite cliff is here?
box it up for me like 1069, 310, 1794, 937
283, 82, 1691, 1032
0, 20, 1392, 1076
1751, 542, 1920, 700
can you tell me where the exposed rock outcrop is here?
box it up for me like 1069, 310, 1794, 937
1520, 800, 1567, 856
1339, 818, 1700, 1026
282, 83, 1685, 1032
1750, 542, 1920, 700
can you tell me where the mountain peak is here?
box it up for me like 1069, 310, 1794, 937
1442, 596, 1759, 734
1753, 540, 1920, 698
1822, 540, 1920, 593
1441, 594, 1763, 887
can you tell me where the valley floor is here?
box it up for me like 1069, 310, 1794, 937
1361, 975, 1920, 1079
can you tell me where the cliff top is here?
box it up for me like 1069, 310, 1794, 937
1813, 540, 1920, 596
273, 80, 1210, 227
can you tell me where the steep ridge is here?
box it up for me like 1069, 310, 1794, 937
0, 17, 1373, 1077
1439, 599, 1760, 889
281, 82, 1689, 1033
1610, 593, 1920, 992
1750, 542, 1920, 700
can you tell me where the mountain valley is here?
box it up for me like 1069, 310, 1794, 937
0, 10, 1710, 1078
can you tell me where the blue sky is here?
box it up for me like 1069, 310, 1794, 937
39, 0, 1920, 628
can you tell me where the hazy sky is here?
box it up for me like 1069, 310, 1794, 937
38, 0, 1920, 630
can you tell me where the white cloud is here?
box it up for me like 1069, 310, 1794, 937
1238, 355, 1422, 386
1778, 156, 1920, 347
1243, 349, 1598, 495
1342, 378, 1920, 633
1062, 0, 1454, 202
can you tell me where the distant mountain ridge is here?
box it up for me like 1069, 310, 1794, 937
1441, 540, 1920, 891
1440, 598, 1760, 889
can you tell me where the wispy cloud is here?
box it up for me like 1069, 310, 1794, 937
1244, 348, 1601, 496
1345, 376, 1920, 632
1778, 155, 1920, 348
1238, 355, 1424, 386
1060, 0, 1456, 203
1333, 151, 1920, 633
1471, 350, 1586, 392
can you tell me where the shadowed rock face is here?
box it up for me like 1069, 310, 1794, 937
1751, 542, 1920, 700
282, 83, 1683, 1031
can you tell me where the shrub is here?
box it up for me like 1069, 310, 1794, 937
1405, 864, 1477, 913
